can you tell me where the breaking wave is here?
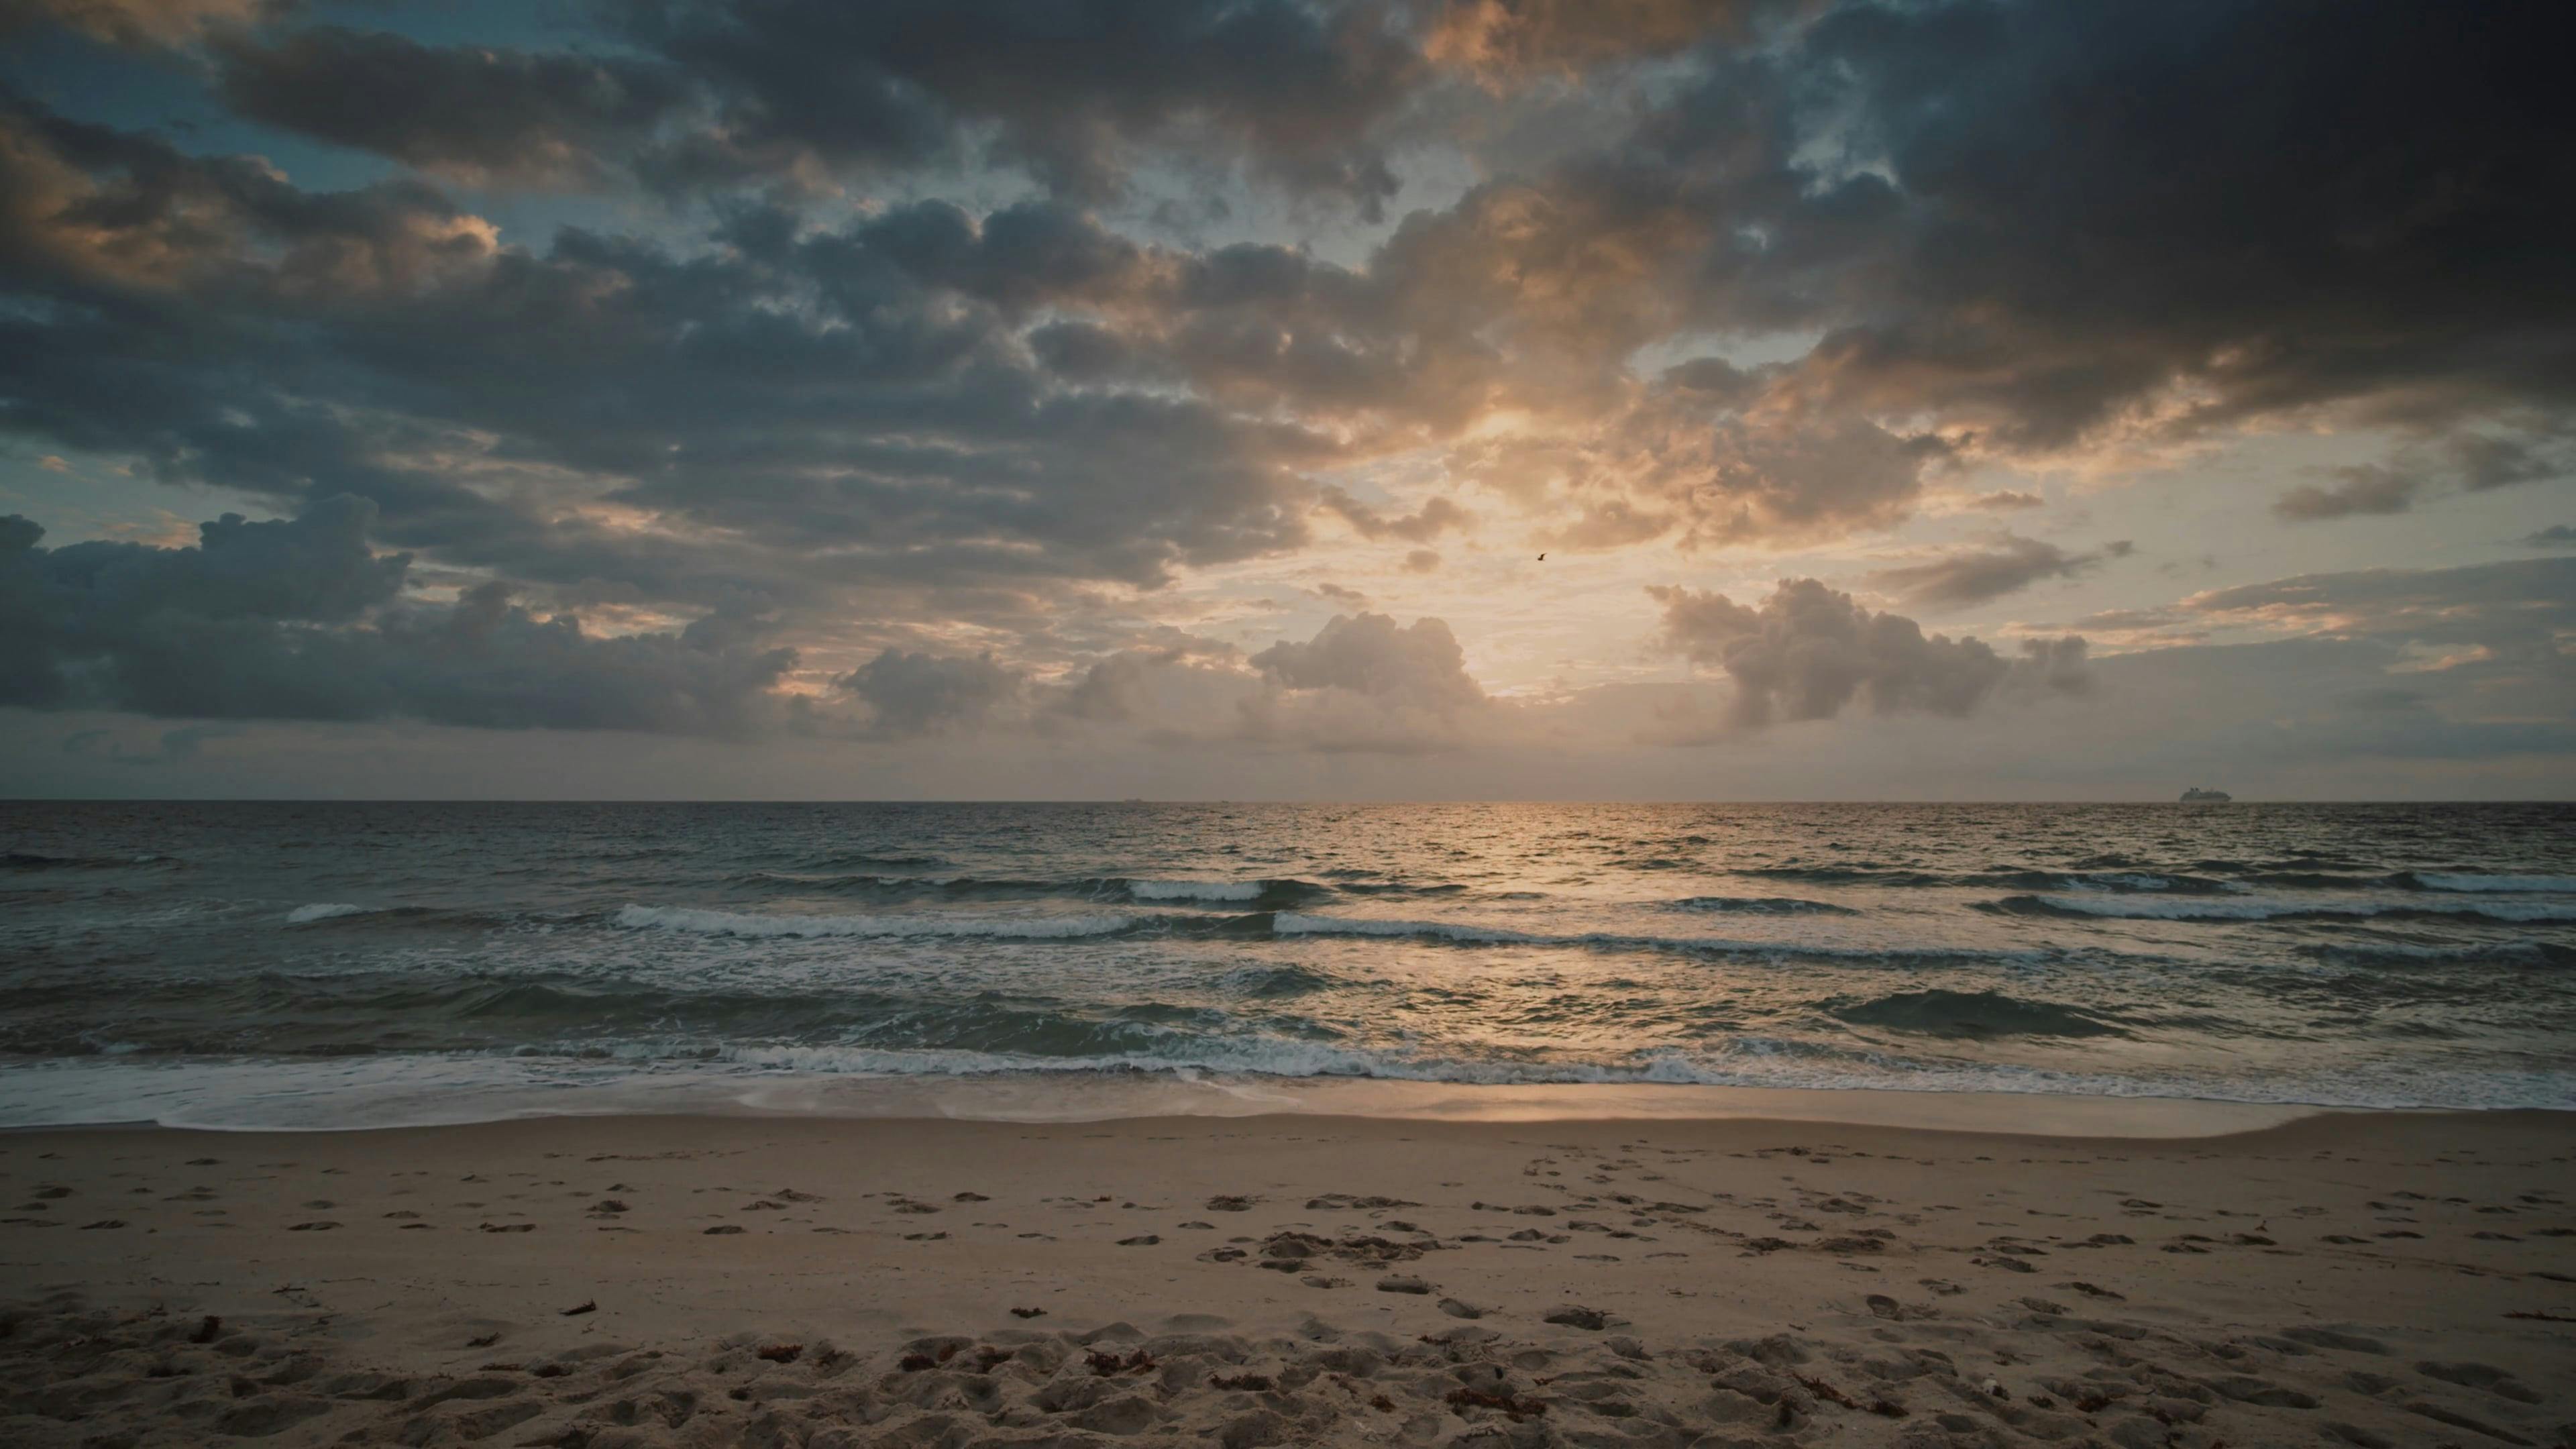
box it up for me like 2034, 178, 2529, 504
1666, 896, 1856, 915
614, 904, 1138, 939
1983, 894, 2576, 924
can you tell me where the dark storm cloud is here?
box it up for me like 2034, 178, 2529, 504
0, 498, 800, 731
1648, 579, 2090, 728
195, 1, 1426, 212
211, 28, 692, 187
0, 103, 1324, 599
1727, 0, 2576, 448
1867, 535, 2133, 608
622, 0, 1422, 210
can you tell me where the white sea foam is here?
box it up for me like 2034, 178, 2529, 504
613, 903, 1136, 938
1126, 879, 1265, 902
285, 903, 367, 924
6, 1033, 2573, 1133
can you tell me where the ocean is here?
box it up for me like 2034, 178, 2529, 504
3, 800, 2571, 1128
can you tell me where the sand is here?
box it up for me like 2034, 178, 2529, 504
2, 1106, 2571, 1448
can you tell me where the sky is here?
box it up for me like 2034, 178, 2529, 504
0, 0, 2569, 800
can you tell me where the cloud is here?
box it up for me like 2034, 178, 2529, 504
0, 0, 257, 46
1962, 490, 2044, 511
1243, 611, 1495, 751
2274, 433, 2561, 521
618, 0, 1424, 212
1648, 578, 2091, 729
0, 498, 799, 733
1317, 486, 1472, 543
2180, 558, 2576, 676
1867, 534, 2133, 607
2274, 465, 2422, 521
836, 648, 1022, 737
0, 106, 1328, 600
2525, 525, 2576, 549
1044, 611, 1499, 754
1251, 612, 1486, 711
211, 28, 692, 188
1424, 0, 1760, 85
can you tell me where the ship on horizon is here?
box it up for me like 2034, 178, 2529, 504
2180, 786, 2233, 802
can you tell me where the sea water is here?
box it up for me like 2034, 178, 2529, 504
3, 801, 2571, 1128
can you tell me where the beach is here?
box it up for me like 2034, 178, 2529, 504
5, 1103, 2571, 1448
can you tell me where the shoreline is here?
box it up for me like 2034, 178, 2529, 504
5, 1106, 2571, 1446
4, 1063, 2522, 1138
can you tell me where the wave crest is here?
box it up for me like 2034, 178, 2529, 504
614, 904, 1138, 939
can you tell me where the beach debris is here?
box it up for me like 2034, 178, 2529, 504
1307, 1193, 1418, 1211
478, 1222, 536, 1234
1009, 1307, 1046, 1319
1446, 1386, 1546, 1421
1542, 1305, 1607, 1330
559, 1300, 596, 1317
1982, 1377, 2009, 1399
1212, 1372, 1273, 1391
1088, 1348, 1155, 1377
756, 1342, 802, 1363
1116, 1234, 1160, 1246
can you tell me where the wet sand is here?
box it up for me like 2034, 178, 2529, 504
3, 1107, 2571, 1447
